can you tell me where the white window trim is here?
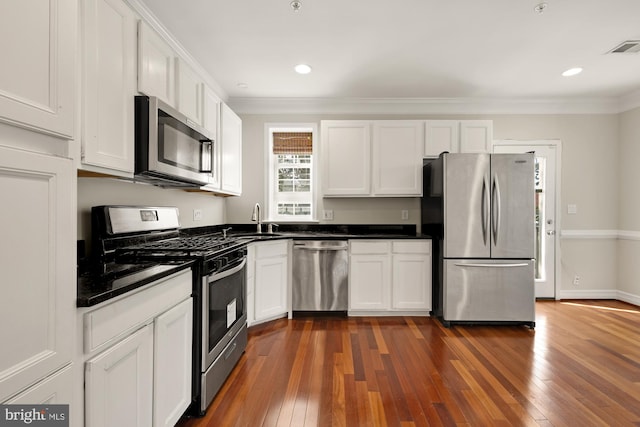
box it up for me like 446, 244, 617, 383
264, 123, 318, 222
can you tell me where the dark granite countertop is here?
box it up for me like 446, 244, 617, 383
77, 260, 194, 308
185, 223, 430, 241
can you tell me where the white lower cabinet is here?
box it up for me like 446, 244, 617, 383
85, 325, 154, 427
249, 240, 290, 325
349, 240, 431, 314
82, 270, 193, 427
391, 241, 432, 310
153, 298, 193, 427
6, 365, 73, 405
349, 242, 391, 311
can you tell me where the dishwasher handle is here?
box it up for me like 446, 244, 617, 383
293, 241, 348, 251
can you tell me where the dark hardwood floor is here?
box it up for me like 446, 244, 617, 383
178, 300, 640, 426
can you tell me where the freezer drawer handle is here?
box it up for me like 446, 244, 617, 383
454, 263, 529, 268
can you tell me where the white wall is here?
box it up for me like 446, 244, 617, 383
617, 106, 640, 304
77, 177, 226, 245
229, 112, 621, 297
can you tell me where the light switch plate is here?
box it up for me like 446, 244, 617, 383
401, 210, 409, 220
567, 204, 577, 215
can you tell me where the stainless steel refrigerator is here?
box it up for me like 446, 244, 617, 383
422, 152, 536, 328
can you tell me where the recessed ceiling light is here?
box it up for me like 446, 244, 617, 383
562, 67, 583, 77
294, 64, 312, 74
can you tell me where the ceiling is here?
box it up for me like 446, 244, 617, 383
139, 0, 640, 109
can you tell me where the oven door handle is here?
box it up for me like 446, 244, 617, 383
207, 257, 247, 282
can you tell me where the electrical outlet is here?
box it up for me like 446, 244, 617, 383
568, 204, 577, 215
401, 210, 409, 220
573, 275, 580, 286
322, 210, 334, 220
193, 209, 203, 221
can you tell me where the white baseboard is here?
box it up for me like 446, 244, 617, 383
616, 291, 640, 307
558, 289, 619, 299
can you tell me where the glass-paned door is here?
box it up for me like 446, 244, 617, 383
494, 142, 558, 298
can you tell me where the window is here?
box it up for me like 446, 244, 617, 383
266, 125, 317, 222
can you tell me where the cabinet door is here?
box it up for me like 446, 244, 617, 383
220, 103, 242, 195
425, 120, 459, 157
321, 121, 371, 196
460, 120, 493, 153
372, 121, 423, 196
176, 59, 204, 126
6, 365, 72, 405
204, 87, 221, 190
392, 254, 431, 310
137, 21, 176, 106
82, 0, 137, 174
0, 147, 74, 403
349, 255, 390, 310
153, 298, 193, 427
0, 0, 75, 138
254, 256, 288, 321
85, 325, 154, 427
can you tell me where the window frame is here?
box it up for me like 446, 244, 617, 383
265, 123, 318, 222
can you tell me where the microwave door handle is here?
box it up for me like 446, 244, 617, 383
200, 140, 213, 173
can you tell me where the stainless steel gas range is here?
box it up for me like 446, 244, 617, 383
91, 205, 248, 416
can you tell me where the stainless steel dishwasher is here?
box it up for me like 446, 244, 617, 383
292, 240, 348, 312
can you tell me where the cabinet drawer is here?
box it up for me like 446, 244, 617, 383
255, 240, 288, 258
84, 270, 192, 354
349, 240, 390, 255
392, 240, 431, 254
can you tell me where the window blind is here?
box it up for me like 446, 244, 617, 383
273, 132, 312, 154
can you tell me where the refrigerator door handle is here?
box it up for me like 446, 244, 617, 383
481, 177, 489, 246
454, 263, 530, 268
491, 173, 501, 245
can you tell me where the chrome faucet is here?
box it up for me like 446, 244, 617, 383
251, 203, 262, 233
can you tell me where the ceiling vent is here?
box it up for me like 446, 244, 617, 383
608, 40, 640, 54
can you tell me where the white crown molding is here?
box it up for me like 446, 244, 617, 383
124, 0, 228, 102
228, 96, 627, 116
618, 89, 640, 113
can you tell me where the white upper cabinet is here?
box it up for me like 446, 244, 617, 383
459, 120, 493, 153
425, 120, 493, 157
321, 120, 423, 197
0, 0, 76, 138
372, 121, 424, 196
0, 146, 74, 403
322, 121, 371, 196
220, 103, 242, 195
137, 21, 176, 107
424, 120, 459, 157
176, 58, 204, 126
203, 86, 221, 189
82, 0, 137, 175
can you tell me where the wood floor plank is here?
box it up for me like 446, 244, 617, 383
178, 301, 640, 427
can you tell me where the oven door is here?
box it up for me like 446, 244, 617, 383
201, 258, 247, 370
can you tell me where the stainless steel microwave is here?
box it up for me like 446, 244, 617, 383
134, 95, 214, 188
